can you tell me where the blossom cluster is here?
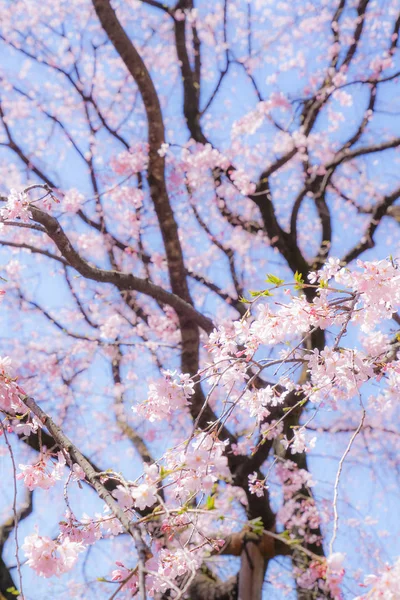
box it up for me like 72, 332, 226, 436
180, 143, 255, 195
166, 433, 230, 500
17, 453, 65, 491
134, 369, 195, 422
22, 532, 84, 578
295, 552, 346, 598
111, 143, 149, 175
0, 189, 32, 222
355, 557, 400, 599
17, 452, 85, 491
112, 463, 159, 511
0, 355, 27, 413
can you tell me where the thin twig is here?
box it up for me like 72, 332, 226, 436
329, 396, 365, 555
1, 423, 25, 599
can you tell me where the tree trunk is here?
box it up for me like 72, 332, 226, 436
238, 543, 266, 600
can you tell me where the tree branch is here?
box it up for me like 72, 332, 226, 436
26, 205, 214, 334
342, 185, 400, 263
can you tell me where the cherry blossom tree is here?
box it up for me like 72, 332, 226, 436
0, 0, 400, 598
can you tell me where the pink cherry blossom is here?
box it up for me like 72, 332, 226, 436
134, 370, 194, 422
131, 482, 158, 510
62, 188, 84, 213
1, 189, 31, 222
22, 532, 84, 578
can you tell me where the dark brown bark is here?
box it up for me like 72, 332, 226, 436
0, 557, 16, 600
0, 492, 33, 600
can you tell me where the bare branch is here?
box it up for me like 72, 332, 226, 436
342, 185, 400, 264
26, 205, 214, 334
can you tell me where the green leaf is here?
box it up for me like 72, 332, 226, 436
266, 273, 284, 286
248, 517, 264, 536
294, 271, 304, 284
249, 289, 272, 298
6, 587, 20, 596
159, 466, 169, 480
205, 495, 215, 510
294, 271, 305, 290
288, 538, 301, 546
